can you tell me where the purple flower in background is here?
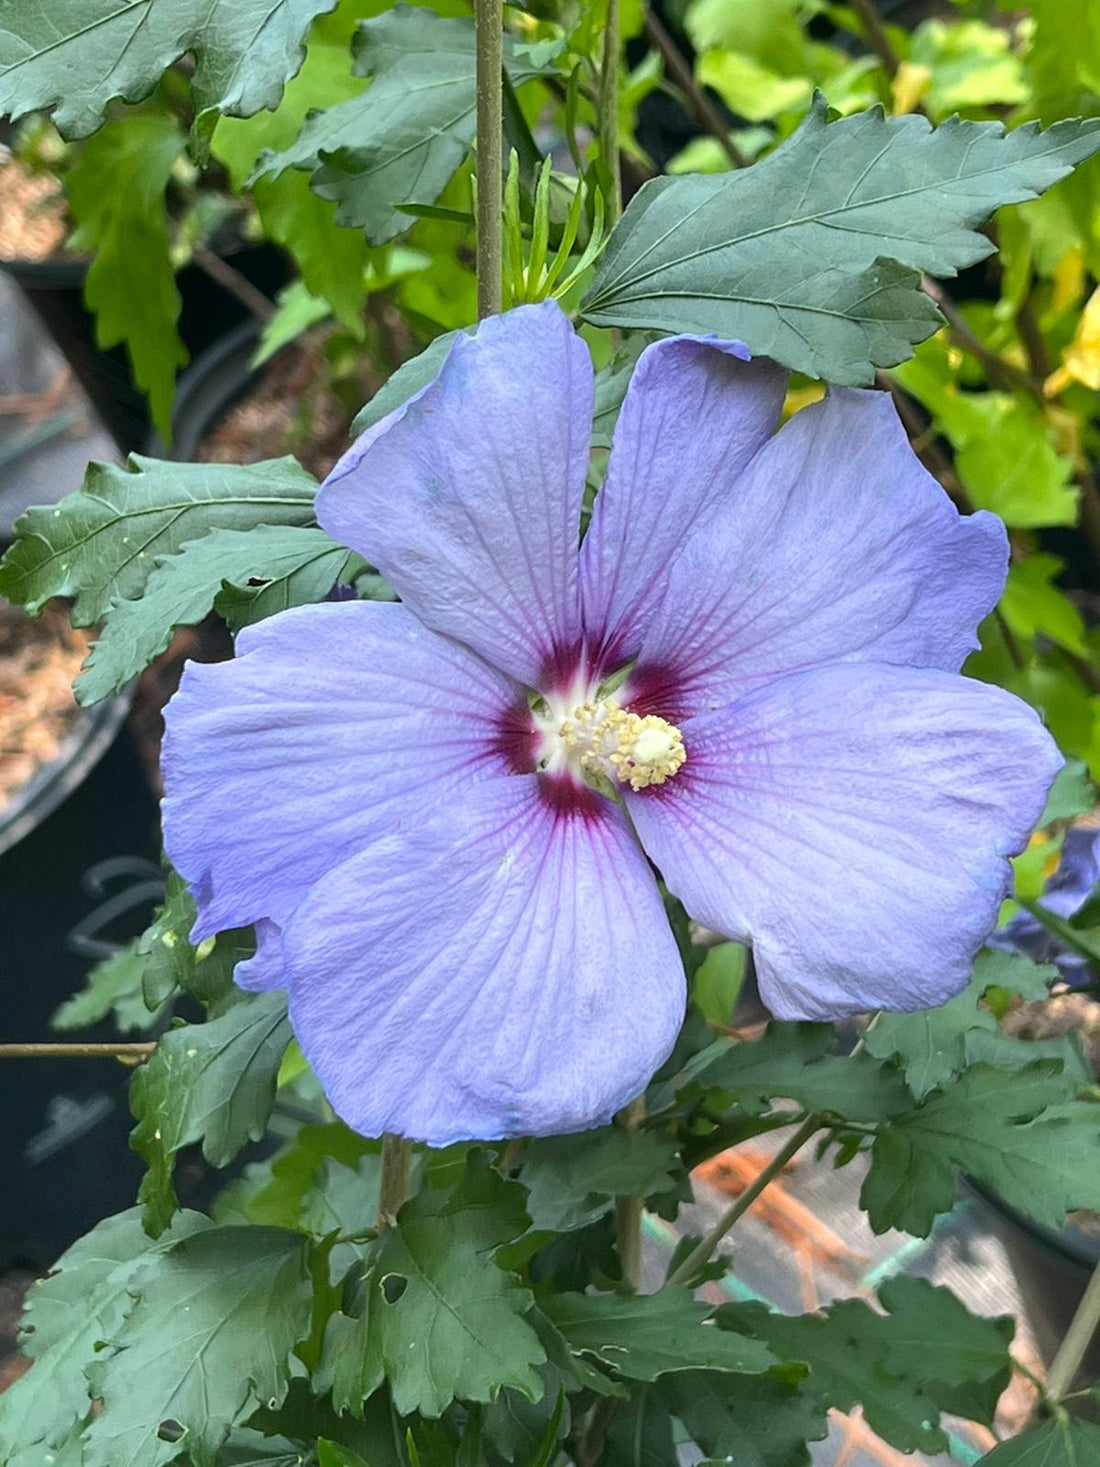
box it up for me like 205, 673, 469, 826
161, 302, 1060, 1145
988, 823, 1100, 987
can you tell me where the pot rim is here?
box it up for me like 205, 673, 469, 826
962, 1174, 1100, 1269
0, 686, 130, 858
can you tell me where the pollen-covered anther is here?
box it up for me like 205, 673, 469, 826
562, 699, 686, 791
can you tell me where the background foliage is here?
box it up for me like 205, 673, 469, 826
2, 1, 1100, 1464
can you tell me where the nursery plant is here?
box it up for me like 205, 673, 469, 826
3, 1, 1100, 1464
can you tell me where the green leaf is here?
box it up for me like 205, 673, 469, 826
1001, 555, 1091, 658
483, 1374, 569, 1465
76, 525, 356, 703
216, 534, 364, 633
861, 1061, 1100, 1236
602, 1386, 678, 1466
581, 101, 1100, 382
0, 0, 339, 139
317, 1443, 372, 1467
220, 1429, 314, 1466
210, 2, 372, 329
51, 941, 156, 1034
516, 1126, 680, 1233
318, 1154, 544, 1419
1041, 760, 1097, 823
249, 1379, 404, 1467
894, 345, 1080, 529
723, 1277, 1012, 1454
697, 51, 811, 124
9, 1430, 85, 1467
685, 0, 807, 69
540, 1289, 778, 1383
662, 1370, 828, 1467
256, 7, 560, 244
684, 1022, 911, 1122
691, 942, 749, 1027
350, 331, 460, 435
0, 455, 317, 624
910, 19, 1026, 116
254, 280, 337, 365
1025, 0, 1100, 116
0, 1209, 209, 1460
241, 1122, 375, 1231
138, 869, 250, 1011
954, 399, 1077, 529
83, 1225, 313, 1467
979, 1418, 1100, 1466
65, 113, 187, 443
131, 992, 292, 1237
864, 948, 1058, 1099
591, 335, 649, 449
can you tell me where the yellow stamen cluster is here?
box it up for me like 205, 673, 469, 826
560, 699, 686, 791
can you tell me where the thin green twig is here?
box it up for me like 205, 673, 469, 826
667, 1116, 821, 1287
474, 0, 503, 318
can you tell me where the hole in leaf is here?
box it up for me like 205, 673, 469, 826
381, 1272, 408, 1304
157, 1421, 185, 1443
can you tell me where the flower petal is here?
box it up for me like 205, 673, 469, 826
317, 302, 592, 689
580, 337, 786, 672
628, 388, 1008, 719
161, 600, 522, 941
629, 664, 1061, 1019
234, 919, 285, 993
281, 774, 686, 1144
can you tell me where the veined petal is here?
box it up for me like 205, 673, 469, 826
161, 600, 523, 942
234, 919, 284, 993
281, 774, 686, 1144
317, 302, 592, 689
580, 337, 786, 672
629, 664, 1061, 1019
628, 388, 1008, 719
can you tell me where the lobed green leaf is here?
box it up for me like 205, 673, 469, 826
318, 1154, 544, 1420
65, 113, 188, 443
0, 1209, 209, 1461
582, 100, 1100, 381
540, 1288, 779, 1383
83, 1225, 313, 1467
255, 7, 561, 245
76, 524, 357, 704
722, 1277, 1013, 1455
0, 0, 339, 139
131, 992, 292, 1237
861, 1061, 1100, 1235
0, 455, 317, 625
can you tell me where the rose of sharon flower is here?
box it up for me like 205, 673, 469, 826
161, 301, 1061, 1145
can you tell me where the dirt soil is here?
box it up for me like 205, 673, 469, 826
0, 600, 91, 812
0, 153, 69, 262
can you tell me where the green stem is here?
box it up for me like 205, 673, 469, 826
848, 0, 903, 78
376, 1133, 413, 1231
599, 0, 623, 225
614, 1095, 646, 1290
474, 0, 503, 319
1017, 897, 1100, 969
667, 1116, 820, 1287
0, 1041, 155, 1060
643, 9, 745, 169
1042, 1258, 1100, 1409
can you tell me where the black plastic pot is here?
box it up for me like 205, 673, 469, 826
156, 318, 263, 461
1, 244, 289, 455
964, 1177, 1100, 1410
0, 685, 161, 1267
